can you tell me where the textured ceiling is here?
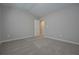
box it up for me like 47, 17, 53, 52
3, 3, 73, 19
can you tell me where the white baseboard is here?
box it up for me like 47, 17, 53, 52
1, 35, 79, 45
0, 35, 33, 43
45, 36, 79, 45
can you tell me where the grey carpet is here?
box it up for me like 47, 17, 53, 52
0, 37, 79, 55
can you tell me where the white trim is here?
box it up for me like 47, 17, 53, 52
1, 35, 79, 45
45, 36, 79, 45
0, 35, 33, 43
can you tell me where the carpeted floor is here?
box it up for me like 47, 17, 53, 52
0, 37, 79, 55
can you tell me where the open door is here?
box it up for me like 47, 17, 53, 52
34, 20, 40, 37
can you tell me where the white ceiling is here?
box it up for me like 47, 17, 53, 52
3, 3, 73, 19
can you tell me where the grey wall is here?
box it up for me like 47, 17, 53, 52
44, 4, 79, 43
1, 5, 34, 41
0, 5, 3, 41
0, 5, 2, 40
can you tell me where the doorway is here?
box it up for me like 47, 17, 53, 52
39, 19, 45, 37
34, 18, 45, 37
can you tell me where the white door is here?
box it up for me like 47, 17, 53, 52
34, 20, 40, 36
